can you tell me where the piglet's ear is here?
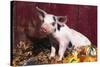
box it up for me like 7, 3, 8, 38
57, 16, 67, 23
36, 7, 47, 20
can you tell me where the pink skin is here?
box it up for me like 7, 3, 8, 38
36, 7, 91, 61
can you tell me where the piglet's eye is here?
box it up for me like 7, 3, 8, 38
51, 22, 56, 26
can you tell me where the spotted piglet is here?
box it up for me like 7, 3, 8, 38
36, 7, 91, 61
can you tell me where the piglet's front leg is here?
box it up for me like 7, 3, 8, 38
58, 41, 68, 61
49, 46, 56, 59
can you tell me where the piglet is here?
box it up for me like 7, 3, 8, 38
36, 7, 91, 61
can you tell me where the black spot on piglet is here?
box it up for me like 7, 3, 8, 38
57, 23, 61, 31
57, 23, 64, 31
68, 41, 72, 48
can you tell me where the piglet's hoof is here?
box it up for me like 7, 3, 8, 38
56, 59, 62, 63
57, 59, 62, 61
55, 57, 62, 63
48, 56, 55, 60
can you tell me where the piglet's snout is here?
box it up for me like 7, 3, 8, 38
40, 27, 48, 33
40, 24, 50, 33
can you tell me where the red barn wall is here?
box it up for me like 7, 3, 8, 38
12, 1, 97, 46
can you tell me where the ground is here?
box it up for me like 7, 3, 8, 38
12, 40, 97, 66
